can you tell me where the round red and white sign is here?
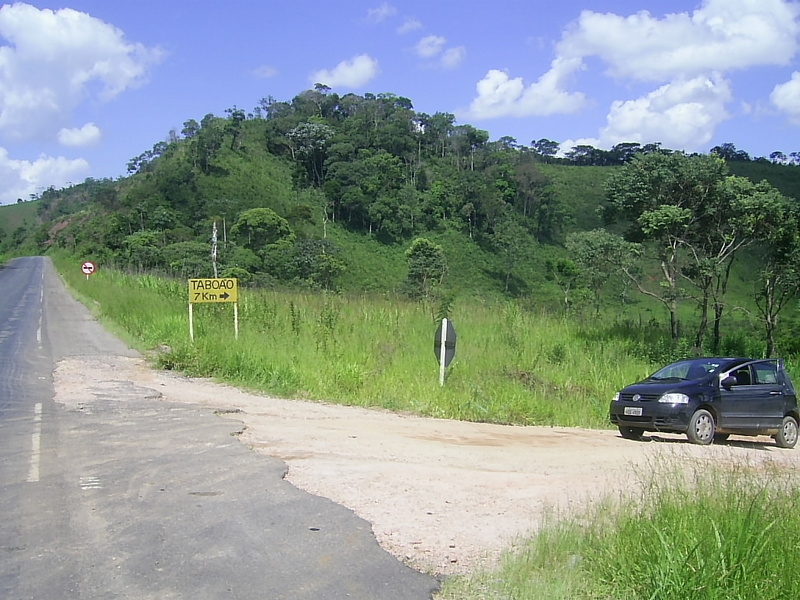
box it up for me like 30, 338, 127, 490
81, 261, 96, 275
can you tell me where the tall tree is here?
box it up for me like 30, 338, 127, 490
604, 153, 728, 339
685, 176, 782, 351
566, 229, 638, 314
490, 214, 529, 294
545, 258, 581, 313
750, 194, 800, 356
230, 208, 295, 257
404, 238, 447, 301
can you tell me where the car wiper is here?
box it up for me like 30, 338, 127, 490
649, 376, 682, 381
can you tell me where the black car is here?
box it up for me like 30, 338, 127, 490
609, 357, 799, 448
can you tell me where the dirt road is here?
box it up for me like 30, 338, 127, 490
54, 354, 800, 576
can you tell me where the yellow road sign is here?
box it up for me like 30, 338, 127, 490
189, 278, 239, 303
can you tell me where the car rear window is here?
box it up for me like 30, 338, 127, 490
754, 362, 779, 384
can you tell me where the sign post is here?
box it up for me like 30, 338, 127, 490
81, 261, 96, 280
434, 318, 457, 386
188, 278, 239, 342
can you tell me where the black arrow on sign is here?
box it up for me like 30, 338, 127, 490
220, 292, 230, 300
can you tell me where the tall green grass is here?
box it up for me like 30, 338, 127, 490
439, 460, 800, 599
53, 253, 659, 428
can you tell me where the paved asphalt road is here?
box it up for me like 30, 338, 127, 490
0, 256, 439, 599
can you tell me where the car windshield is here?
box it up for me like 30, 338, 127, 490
649, 359, 725, 381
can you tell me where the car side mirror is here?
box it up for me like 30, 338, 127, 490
721, 375, 736, 390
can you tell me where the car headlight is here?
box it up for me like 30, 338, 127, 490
659, 393, 689, 404
612, 392, 620, 402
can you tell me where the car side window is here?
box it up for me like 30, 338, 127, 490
753, 362, 779, 385
732, 367, 751, 386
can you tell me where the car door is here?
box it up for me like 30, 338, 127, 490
718, 365, 756, 429
750, 360, 786, 428
718, 361, 783, 429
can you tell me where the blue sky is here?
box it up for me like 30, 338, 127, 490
1, 0, 800, 205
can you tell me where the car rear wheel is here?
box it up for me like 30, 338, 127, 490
618, 426, 644, 440
687, 409, 715, 445
775, 416, 799, 449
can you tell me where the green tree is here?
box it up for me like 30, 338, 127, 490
750, 194, 800, 356
490, 214, 529, 294
531, 138, 559, 162
286, 121, 335, 186
404, 237, 447, 301
122, 231, 162, 271
686, 176, 783, 351
230, 208, 295, 258
566, 229, 637, 313
604, 152, 728, 339
546, 257, 581, 313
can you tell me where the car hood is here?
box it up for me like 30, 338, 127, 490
620, 378, 710, 396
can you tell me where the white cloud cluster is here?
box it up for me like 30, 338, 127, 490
397, 18, 422, 35
0, 148, 89, 203
413, 34, 465, 69
600, 75, 733, 149
771, 71, 800, 123
367, 2, 397, 24
253, 65, 279, 79
0, 3, 161, 203
309, 54, 381, 89
467, 0, 800, 151
365, 4, 464, 69
0, 3, 162, 142
469, 58, 586, 118
58, 123, 102, 147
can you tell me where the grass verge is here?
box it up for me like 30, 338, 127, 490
438, 459, 800, 599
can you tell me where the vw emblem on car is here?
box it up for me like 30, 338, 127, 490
632, 394, 641, 402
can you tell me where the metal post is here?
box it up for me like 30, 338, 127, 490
439, 318, 448, 386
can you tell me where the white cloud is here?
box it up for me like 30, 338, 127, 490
441, 46, 466, 69
598, 75, 733, 152
367, 3, 397, 24
467, 58, 587, 119
253, 65, 278, 79
557, 0, 800, 82
415, 35, 446, 58
397, 18, 422, 34
414, 35, 466, 69
467, 0, 800, 150
0, 3, 163, 142
771, 72, 800, 123
0, 147, 89, 204
558, 137, 601, 156
58, 122, 102, 147
309, 54, 380, 89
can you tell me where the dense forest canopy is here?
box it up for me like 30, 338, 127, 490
5, 86, 800, 356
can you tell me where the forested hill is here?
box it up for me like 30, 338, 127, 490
5, 87, 800, 303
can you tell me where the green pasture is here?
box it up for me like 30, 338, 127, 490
54, 253, 663, 428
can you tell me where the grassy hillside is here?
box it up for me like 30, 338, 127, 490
539, 164, 615, 232
0, 200, 39, 238
727, 160, 800, 200
0, 200, 41, 259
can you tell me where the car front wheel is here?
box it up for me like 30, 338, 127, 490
619, 426, 644, 440
687, 409, 715, 445
775, 416, 799, 449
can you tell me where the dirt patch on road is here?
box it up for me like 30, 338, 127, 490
54, 355, 800, 576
